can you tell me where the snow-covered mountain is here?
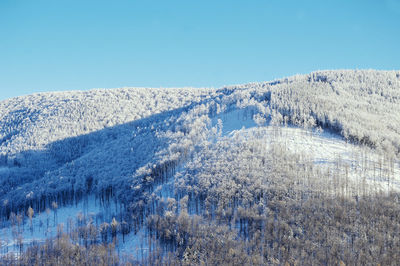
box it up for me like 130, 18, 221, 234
1, 70, 400, 264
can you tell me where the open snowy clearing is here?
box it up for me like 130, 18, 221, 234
215, 108, 400, 193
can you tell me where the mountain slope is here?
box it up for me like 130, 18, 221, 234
1, 70, 400, 264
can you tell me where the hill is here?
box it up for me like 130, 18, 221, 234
1, 70, 400, 265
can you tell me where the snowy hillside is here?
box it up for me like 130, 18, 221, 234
1, 70, 400, 265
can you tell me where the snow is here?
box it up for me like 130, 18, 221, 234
0, 167, 8, 174
211, 107, 257, 135
0, 196, 121, 254
213, 107, 400, 193
228, 126, 400, 192
2, 100, 399, 257
1, 70, 400, 259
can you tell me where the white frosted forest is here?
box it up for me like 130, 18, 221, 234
1, 70, 400, 265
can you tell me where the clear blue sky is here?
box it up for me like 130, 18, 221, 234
1, 0, 399, 100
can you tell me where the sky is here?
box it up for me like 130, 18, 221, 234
0, 0, 399, 100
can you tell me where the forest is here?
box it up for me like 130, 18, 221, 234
0, 70, 400, 265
